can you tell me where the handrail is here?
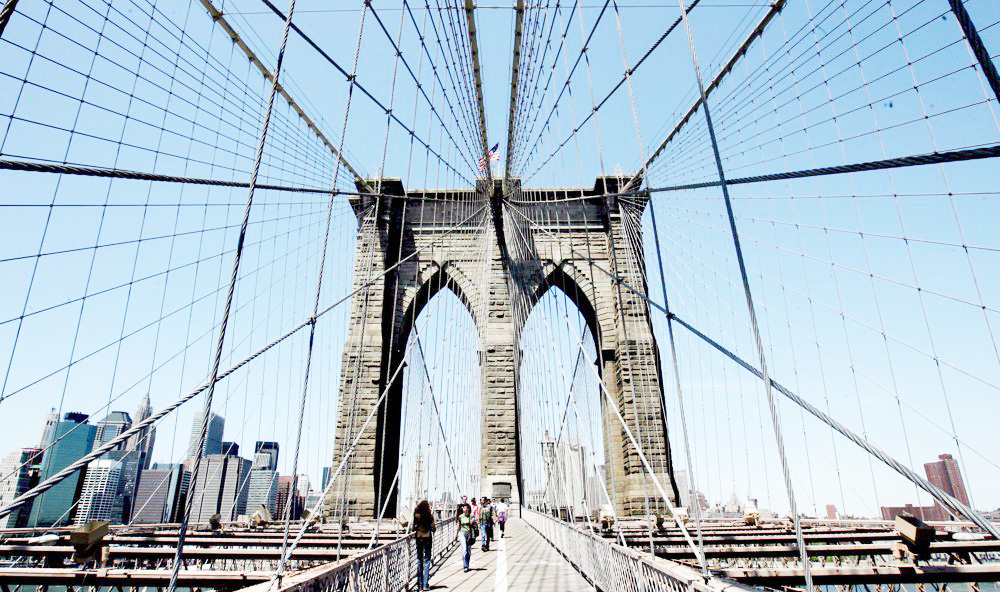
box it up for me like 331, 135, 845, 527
237, 517, 458, 592
521, 509, 754, 592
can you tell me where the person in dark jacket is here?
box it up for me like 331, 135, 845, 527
412, 500, 436, 590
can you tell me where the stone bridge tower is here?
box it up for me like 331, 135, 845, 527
325, 177, 678, 519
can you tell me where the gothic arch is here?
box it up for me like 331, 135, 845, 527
529, 260, 605, 355
398, 261, 482, 345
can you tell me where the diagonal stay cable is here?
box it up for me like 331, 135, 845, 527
621, 0, 785, 193
667, 313, 1000, 540
519, 0, 702, 179
167, 2, 300, 588
0, 159, 372, 195
514, 0, 608, 176
256, 0, 473, 185
368, 2, 479, 175
509, 199, 1000, 540
198, 0, 371, 192
0, 203, 488, 522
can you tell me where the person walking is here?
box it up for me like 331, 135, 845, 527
457, 504, 474, 572
411, 500, 435, 591
470, 498, 480, 541
496, 497, 508, 538
480, 497, 495, 551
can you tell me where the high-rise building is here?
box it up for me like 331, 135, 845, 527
276, 475, 303, 520
304, 491, 323, 515
674, 469, 690, 509
95, 448, 146, 523
133, 464, 189, 524
29, 413, 96, 527
152, 463, 191, 523
187, 454, 251, 523
186, 411, 224, 461
296, 474, 310, 500
93, 411, 132, 451
74, 459, 122, 525
555, 439, 588, 516
925, 454, 970, 508
245, 469, 278, 516
126, 394, 156, 470
540, 431, 558, 510
321, 466, 331, 491
132, 468, 171, 523
253, 442, 279, 471
38, 408, 59, 448
881, 453, 972, 522
0, 448, 41, 528
826, 504, 838, 520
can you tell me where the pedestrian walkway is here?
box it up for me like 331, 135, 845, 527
426, 517, 593, 591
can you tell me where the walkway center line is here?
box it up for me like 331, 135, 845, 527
494, 535, 508, 592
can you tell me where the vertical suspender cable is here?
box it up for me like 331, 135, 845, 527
167, 2, 299, 591
673, 1, 812, 587
273, 0, 372, 579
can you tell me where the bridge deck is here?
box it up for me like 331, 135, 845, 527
428, 518, 592, 591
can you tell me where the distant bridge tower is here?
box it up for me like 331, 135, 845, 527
326, 177, 678, 519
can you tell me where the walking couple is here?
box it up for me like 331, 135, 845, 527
456, 495, 510, 571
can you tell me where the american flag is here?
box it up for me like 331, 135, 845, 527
478, 142, 500, 171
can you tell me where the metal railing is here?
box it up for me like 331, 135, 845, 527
238, 517, 458, 592
522, 509, 753, 592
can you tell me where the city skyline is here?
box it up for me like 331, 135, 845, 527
0, 405, 330, 528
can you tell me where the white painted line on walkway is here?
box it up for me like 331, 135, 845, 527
494, 536, 508, 592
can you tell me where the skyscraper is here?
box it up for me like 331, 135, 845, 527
29, 413, 96, 527
0, 448, 41, 528
276, 475, 303, 520
296, 474, 310, 500
102, 448, 144, 523
187, 454, 251, 522
245, 469, 278, 516
38, 408, 59, 448
321, 466, 331, 492
152, 463, 191, 523
126, 394, 156, 470
925, 454, 970, 506
93, 411, 132, 451
74, 459, 123, 525
186, 410, 224, 461
133, 464, 189, 524
881, 453, 972, 521
246, 442, 280, 517
253, 442, 279, 471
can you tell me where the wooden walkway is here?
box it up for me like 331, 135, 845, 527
424, 517, 593, 591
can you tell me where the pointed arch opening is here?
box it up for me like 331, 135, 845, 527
518, 275, 609, 519
382, 265, 482, 518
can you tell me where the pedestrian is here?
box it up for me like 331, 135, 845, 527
457, 503, 474, 572
411, 500, 435, 591
480, 497, 495, 551
496, 497, 508, 538
470, 497, 480, 541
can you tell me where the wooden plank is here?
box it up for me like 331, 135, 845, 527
718, 564, 1000, 586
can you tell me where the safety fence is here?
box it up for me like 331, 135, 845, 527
238, 517, 458, 592
522, 509, 752, 592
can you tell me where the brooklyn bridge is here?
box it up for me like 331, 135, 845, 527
0, 0, 998, 590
